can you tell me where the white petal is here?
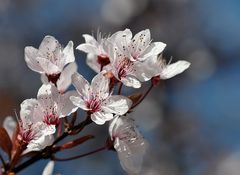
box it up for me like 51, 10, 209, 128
57, 62, 77, 92
24, 46, 44, 73
62, 41, 75, 65
117, 139, 146, 175
35, 57, 61, 75
140, 42, 166, 61
109, 115, 120, 139
25, 134, 54, 154
42, 161, 54, 175
121, 76, 141, 88
57, 90, 78, 117
86, 53, 101, 73
76, 43, 98, 55
41, 74, 49, 84
37, 84, 58, 115
3, 116, 16, 139
20, 98, 42, 126
160, 60, 190, 79
102, 95, 132, 115
71, 72, 91, 99
91, 71, 109, 99
38, 36, 61, 55
70, 96, 88, 111
91, 112, 113, 125
82, 34, 98, 45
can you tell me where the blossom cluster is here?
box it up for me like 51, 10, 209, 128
1, 29, 190, 175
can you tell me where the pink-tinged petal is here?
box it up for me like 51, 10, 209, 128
86, 53, 101, 73
139, 42, 166, 61
25, 134, 54, 154
109, 115, 120, 139
117, 139, 146, 175
91, 112, 113, 125
160, 60, 190, 79
121, 76, 141, 88
37, 84, 57, 114
38, 36, 61, 55
57, 90, 78, 117
70, 96, 89, 111
57, 62, 77, 92
133, 29, 151, 46
72, 72, 91, 99
24, 46, 44, 73
20, 99, 42, 126
82, 34, 98, 45
102, 95, 132, 115
76, 43, 98, 55
62, 41, 75, 65
91, 71, 109, 99
3, 116, 16, 139
42, 161, 54, 175
35, 57, 61, 75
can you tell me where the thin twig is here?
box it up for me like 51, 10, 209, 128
52, 146, 106, 161
131, 83, 154, 109
118, 82, 123, 95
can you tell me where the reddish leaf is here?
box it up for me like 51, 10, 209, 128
128, 93, 143, 105
60, 135, 94, 151
0, 127, 13, 158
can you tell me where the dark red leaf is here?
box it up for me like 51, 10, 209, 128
0, 127, 13, 158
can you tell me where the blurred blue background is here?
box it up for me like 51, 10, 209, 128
0, 0, 240, 174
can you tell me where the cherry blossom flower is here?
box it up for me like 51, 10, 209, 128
70, 72, 132, 125
41, 62, 78, 92
76, 32, 110, 72
25, 35, 75, 85
105, 29, 167, 88
42, 161, 55, 175
135, 54, 191, 82
109, 116, 147, 175
110, 28, 166, 62
21, 84, 78, 137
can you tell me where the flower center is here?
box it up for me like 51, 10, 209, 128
86, 98, 101, 113
116, 58, 134, 79
47, 73, 61, 85
43, 113, 60, 126
18, 127, 35, 144
97, 54, 110, 67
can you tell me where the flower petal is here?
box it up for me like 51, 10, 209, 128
3, 116, 16, 139
70, 96, 88, 111
102, 95, 132, 115
82, 34, 98, 45
160, 60, 190, 79
91, 71, 109, 99
24, 46, 44, 73
121, 76, 141, 88
140, 42, 166, 61
57, 62, 78, 92
91, 112, 113, 125
42, 161, 54, 175
86, 53, 101, 73
38, 36, 61, 55
72, 72, 91, 99
35, 57, 61, 75
57, 90, 78, 117
76, 43, 98, 55
62, 41, 75, 64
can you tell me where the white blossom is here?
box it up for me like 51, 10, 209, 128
109, 116, 147, 175
41, 62, 78, 92
21, 84, 78, 136
25, 35, 75, 76
70, 72, 132, 125
106, 29, 166, 88
76, 32, 110, 72
135, 55, 191, 82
